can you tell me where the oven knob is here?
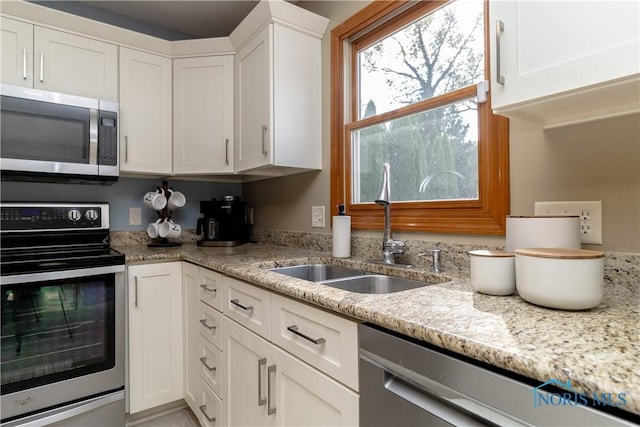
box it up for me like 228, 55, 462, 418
68, 209, 81, 222
85, 209, 99, 221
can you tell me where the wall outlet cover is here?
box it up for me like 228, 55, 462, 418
129, 207, 142, 226
311, 206, 325, 228
534, 201, 602, 245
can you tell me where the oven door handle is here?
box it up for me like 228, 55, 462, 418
0, 265, 125, 285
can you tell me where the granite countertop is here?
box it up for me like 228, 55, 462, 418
115, 242, 640, 417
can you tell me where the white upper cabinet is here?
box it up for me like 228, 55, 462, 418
173, 55, 234, 174
489, 0, 640, 128
1, 17, 118, 101
1, 17, 34, 87
34, 26, 118, 101
119, 47, 173, 175
231, 1, 328, 177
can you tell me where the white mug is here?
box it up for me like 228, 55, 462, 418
143, 190, 167, 211
159, 219, 182, 239
167, 189, 186, 210
146, 219, 163, 239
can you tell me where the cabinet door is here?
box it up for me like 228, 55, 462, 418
119, 47, 172, 174
222, 317, 276, 427
173, 56, 234, 174
1, 17, 33, 87
271, 345, 359, 427
128, 262, 183, 414
234, 24, 272, 172
490, 0, 640, 111
33, 26, 118, 101
182, 262, 201, 414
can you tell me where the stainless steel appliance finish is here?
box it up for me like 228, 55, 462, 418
1, 203, 125, 426
359, 324, 637, 426
0, 84, 119, 182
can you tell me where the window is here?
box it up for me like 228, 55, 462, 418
331, 0, 509, 235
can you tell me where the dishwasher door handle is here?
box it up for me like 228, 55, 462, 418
384, 371, 505, 427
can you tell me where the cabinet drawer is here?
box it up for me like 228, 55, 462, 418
199, 338, 223, 398
222, 276, 271, 340
200, 302, 222, 349
199, 379, 223, 427
270, 294, 358, 391
200, 268, 223, 312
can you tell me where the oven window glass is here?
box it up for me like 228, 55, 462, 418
1, 274, 115, 394
0, 96, 90, 163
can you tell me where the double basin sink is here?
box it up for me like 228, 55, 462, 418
268, 264, 437, 294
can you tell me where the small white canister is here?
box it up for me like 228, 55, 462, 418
468, 250, 516, 296
515, 248, 604, 310
506, 216, 581, 253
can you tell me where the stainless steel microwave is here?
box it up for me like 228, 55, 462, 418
1, 84, 119, 183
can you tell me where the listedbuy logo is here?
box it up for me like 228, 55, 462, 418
532, 379, 627, 409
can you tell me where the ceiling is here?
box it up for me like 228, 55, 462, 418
30, 1, 262, 40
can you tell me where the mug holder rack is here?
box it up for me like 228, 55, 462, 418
147, 180, 181, 248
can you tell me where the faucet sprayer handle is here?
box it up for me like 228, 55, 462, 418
385, 239, 407, 254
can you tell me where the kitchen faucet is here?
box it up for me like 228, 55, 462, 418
375, 163, 407, 264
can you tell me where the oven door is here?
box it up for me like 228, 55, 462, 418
0, 265, 125, 422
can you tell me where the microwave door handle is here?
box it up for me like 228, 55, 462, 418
89, 109, 98, 165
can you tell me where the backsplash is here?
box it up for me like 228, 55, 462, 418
111, 227, 639, 288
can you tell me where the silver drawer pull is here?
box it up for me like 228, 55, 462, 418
200, 284, 217, 294
230, 298, 253, 311
258, 357, 267, 406
199, 357, 217, 372
199, 405, 216, 423
495, 19, 505, 85
267, 364, 277, 416
199, 319, 216, 331
287, 325, 326, 345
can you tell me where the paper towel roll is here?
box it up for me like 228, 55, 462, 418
332, 215, 351, 258
506, 216, 581, 253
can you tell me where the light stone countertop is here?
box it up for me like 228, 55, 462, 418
115, 242, 640, 417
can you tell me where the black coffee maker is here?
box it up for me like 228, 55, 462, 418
197, 196, 250, 247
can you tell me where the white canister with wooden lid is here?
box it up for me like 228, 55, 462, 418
506, 216, 581, 253
515, 248, 604, 310
468, 250, 516, 295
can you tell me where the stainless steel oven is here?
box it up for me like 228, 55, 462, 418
0, 203, 125, 426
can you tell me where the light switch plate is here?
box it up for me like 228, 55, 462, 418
534, 201, 602, 245
311, 206, 325, 228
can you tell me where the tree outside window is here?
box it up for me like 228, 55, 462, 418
332, 0, 509, 235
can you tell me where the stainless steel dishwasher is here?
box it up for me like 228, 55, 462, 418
359, 324, 638, 427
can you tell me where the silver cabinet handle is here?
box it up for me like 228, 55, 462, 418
267, 364, 277, 415
200, 284, 217, 294
261, 125, 268, 155
124, 136, 129, 163
495, 20, 505, 85
286, 325, 326, 345
39, 51, 44, 83
230, 298, 253, 311
199, 405, 216, 423
134, 276, 138, 307
258, 357, 267, 406
22, 48, 27, 80
199, 318, 216, 331
225, 138, 230, 165
199, 357, 217, 372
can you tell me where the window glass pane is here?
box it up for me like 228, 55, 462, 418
358, 0, 484, 119
352, 98, 479, 203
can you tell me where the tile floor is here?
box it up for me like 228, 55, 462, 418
135, 408, 199, 427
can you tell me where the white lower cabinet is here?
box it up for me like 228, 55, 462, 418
222, 276, 359, 427
127, 262, 183, 414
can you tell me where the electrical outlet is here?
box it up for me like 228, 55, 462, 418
534, 201, 602, 245
129, 207, 142, 226
311, 206, 325, 228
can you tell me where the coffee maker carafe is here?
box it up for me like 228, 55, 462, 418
197, 196, 250, 247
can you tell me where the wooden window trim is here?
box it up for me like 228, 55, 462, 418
330, 0, 510, 235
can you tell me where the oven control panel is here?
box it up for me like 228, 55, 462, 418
0, 203, 110, 231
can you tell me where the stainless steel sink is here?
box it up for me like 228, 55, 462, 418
269, 264, 435, 294
269, 264, 366, 282
321, 274, 433, 294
